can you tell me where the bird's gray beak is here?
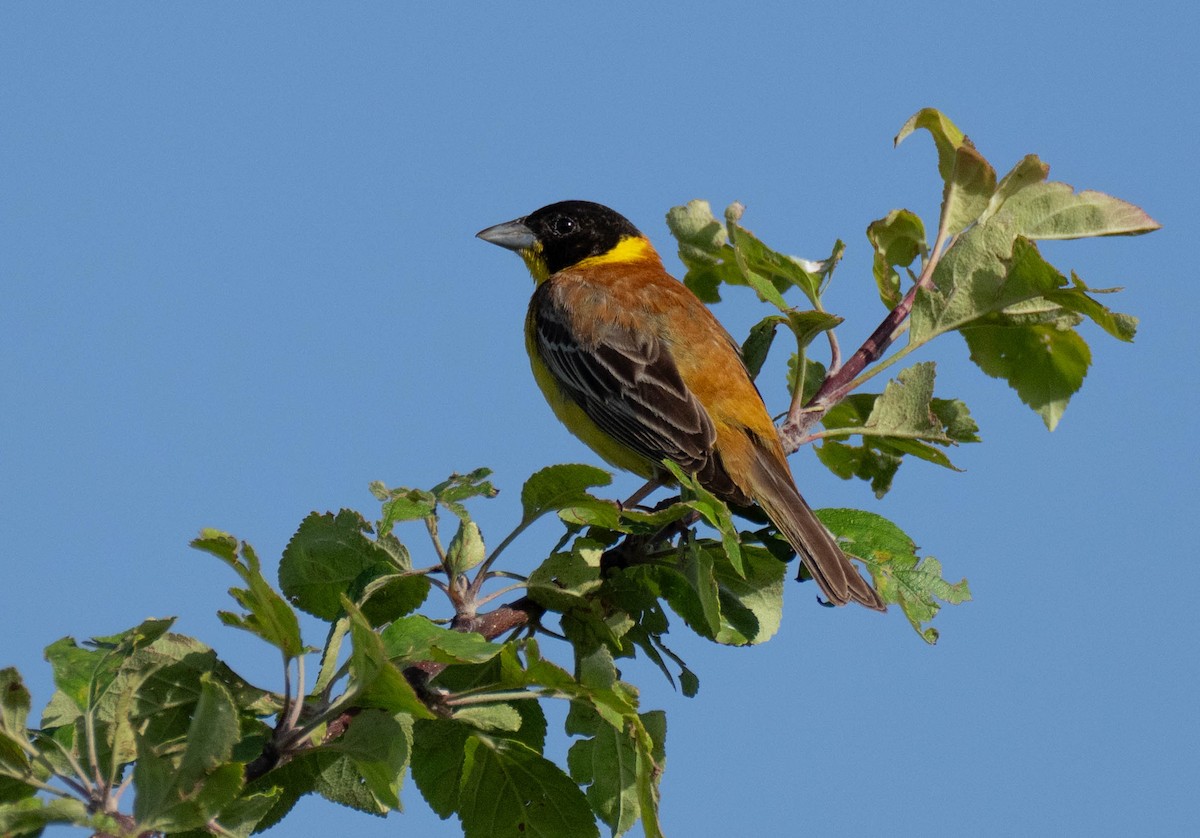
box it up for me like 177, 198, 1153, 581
476, 218, 536, 252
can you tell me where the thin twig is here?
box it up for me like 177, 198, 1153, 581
425, 517, 448, 566
475, 582, 528, 608
444, 690, 561, 708
111, 774, 133, 807
286, 655, 306, 732
469, 519, 532, 597
825, 326, 843, 376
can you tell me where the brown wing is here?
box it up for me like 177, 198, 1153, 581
531, 282, 741, 497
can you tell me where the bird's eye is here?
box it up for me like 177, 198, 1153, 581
548, 214, 577, 236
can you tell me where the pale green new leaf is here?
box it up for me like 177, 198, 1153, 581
982, 154, 1050, 223
866, 209, 926, 308
447, 520, 486, 574
194, 531, 302, 658
896, 108, 997, 236
666, 199, 736, 302
431, 468, 500, 520
997, 180, 1161, 239
817, 363, 979, 493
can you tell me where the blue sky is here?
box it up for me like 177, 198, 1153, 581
2, 2, 1195, 836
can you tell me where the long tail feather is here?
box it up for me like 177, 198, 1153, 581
749, 451, 886, 612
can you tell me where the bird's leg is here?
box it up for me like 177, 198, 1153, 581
621, 478, 661, 510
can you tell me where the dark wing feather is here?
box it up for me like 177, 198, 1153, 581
532, 288, 732, 490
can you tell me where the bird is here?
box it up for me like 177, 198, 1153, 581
477, 200, 885, 611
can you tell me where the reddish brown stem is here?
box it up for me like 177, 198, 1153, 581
779, 255, 938, 452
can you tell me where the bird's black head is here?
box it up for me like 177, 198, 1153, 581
477, 200, 645, 280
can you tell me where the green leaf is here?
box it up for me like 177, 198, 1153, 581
453, 704, 523, 733
132, 674, 243, 831
895, 108, 968, 177
0, 671, 37, 807
930, 234, 1134, 428
784, 310, 843, 352
567, 703, 639, 836
663, 462, 743, 576
711, 544, 786, 645
243, 714, 409, 822
411, 719, 471, 818
678, 542, 721, 638
741, 308, 837, 399
42, 617, 176, 720
323, 709, 412, 811
128, 633, 278, 745
818, 508, 970, 642
446, 520, 486, 575
458, 735, 599, 838
982, 154, 1050, 223
866, 209, 927, 308
634, 710, 667, 838
345, 601, 435, 719
0, 668, 31, 745
667, 199, 841, 308
557, 498, 624, 530
725, 204, 793, 309
359, 573, 432, 626
997, 180, 1161, 239
177, 674, 240, 787
194, 531, 303, 658
896, 108, 997, 236
431, 468, 500, 520
728, 205, 844, 308
787, 354, 828, 406
509, 699, 549, 754
521, 464, 613, 524
1047, 273, 1138, 342
741, 315, 786, 380
171, 789, 282, 838
527, 541, 604, 612
818, 363, 979, 493
665, 199, 735, 302
910, 215, 1044, 344
378, 486, 437, 533
963, 320, 1091, 431
379, 615, 504, 667
815, 437, 901, 498
279, 510, 397, 621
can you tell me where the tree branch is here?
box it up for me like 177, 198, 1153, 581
779, 227, 950, 452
